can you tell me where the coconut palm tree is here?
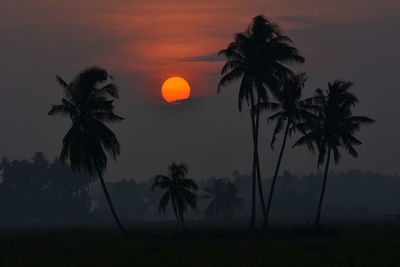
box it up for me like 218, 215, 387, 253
151, 163, 198, 227
203, 178, 244, 220
218, 15, 304, 228
222, 181, 245, 219
293, 80, 375, 226
202, 178, 226, 220
263, 72, 315, 227
48, 66, 126, 233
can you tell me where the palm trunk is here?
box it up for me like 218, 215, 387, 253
96, 169, 126, 234
249, 98, 257, 230
254, 99, 267, 228
171, 196, 180, 223
178, 201, 185, 228
315, 146, 331, 226
265, 120, 290, 227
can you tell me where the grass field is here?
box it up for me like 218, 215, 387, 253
0, 221, 399, 266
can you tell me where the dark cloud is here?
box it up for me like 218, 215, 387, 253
179, 53, 224, 62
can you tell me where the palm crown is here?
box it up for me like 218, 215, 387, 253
266, 72, 315, 147
218, 16, 305, 110
48, 67, 123, 176
294, 80, 375, 166
151, 163, 198, 226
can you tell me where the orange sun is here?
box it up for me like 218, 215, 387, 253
161, 77, 191, 103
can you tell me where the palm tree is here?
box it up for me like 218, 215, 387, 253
263, 72, 315, 227
222, 181, 245, 219
203, 178, 244, 220
202, 178, 226, 220
151, 163, 198, 227
218, 15, 304, 228
293, 80, 375, 226
48, 66, 126, 233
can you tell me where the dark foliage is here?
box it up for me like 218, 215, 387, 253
0, 152, 93, 221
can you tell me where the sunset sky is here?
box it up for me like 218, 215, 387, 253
1, 0, 400, 181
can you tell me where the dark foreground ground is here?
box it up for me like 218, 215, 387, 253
0, 221, 399, 266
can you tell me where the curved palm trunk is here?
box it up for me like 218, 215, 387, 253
265, 120, 291, 227
249, 102, 257, 230
315, 146, 331, 226
249, 94, 267, 229
96, 169, 126, 234
255, 144, 268, 226
178, 202, 185, 228
171, 196, 180, 222
254, 100, 267, 228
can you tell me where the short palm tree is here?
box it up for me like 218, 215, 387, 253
48, 66, 126, 233
263, 72, 315, 226
203, 178, 226, 220
293, 80, 375, 226
151, 163, 198, 227
222, 181, 245, 219
203, 178, 245, 220
218, 15, 304, 228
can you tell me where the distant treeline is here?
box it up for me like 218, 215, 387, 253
1, 152, 399, 222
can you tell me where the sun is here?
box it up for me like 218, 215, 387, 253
161, 77, 191, 103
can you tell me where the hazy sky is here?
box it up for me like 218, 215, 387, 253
1, 0, 400, 181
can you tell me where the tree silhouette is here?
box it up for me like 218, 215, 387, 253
0, 152, 93, 220
48, 66, 126, 233
218, 15, 304, 228
263, 72, 315, 227
151, 163, 198, 227
203, 178, 225, 220
203, 178, 244, 220
293, 80, 375, 226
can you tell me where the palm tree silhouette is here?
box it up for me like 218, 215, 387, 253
263, 72, 315, 227
48, 66, 126, 233
293, 80, 375, 226
203, 178, 225, 220
218, 15, 304, 228
151, 163, 198, 227
203, 178, 244, 220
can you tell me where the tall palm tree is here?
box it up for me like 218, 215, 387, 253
263, 72, 315, 227
293, 80, 375, 226
218, 15, 304, 228
151, 163, 198, 227
48, 66, 126, 233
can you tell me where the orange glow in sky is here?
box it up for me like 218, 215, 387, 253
161, 77, 191, 103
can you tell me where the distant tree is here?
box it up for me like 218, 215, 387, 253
151, 163, 198, 227
293, 80, 375, 226
0, 152, 93, 220
203, 178, 244, 220
203, 178, 225, 220
222, 181, 245, 218
48, 66, 126, 233
218, 15, 304, 228
263, 72, 315, 227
